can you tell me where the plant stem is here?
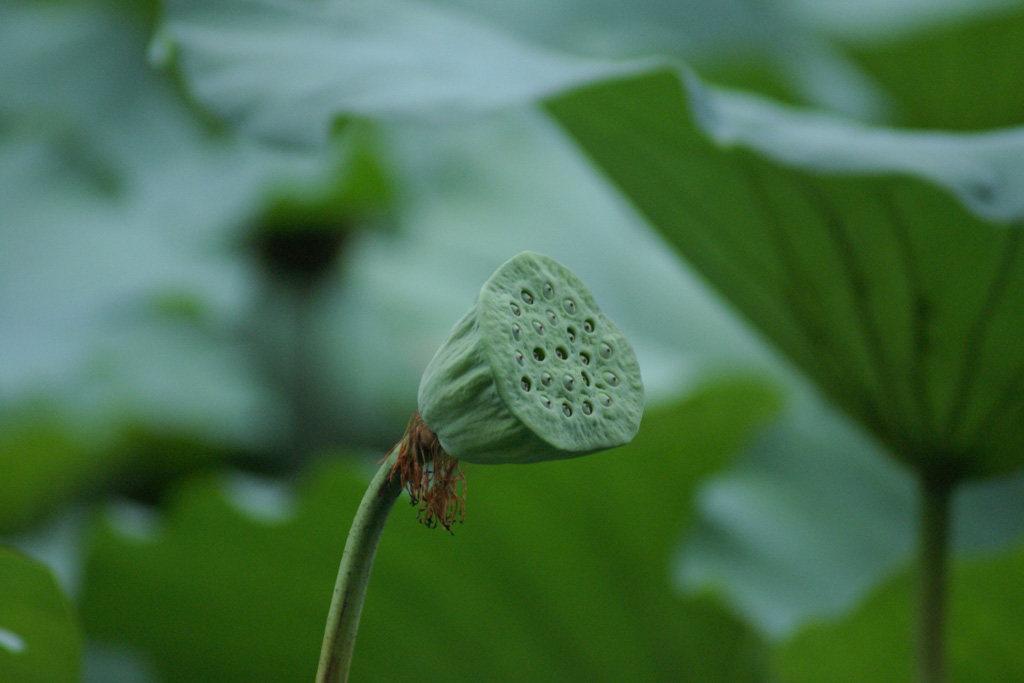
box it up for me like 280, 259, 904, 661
917, 472, 953, 683
316, 449, 404, 683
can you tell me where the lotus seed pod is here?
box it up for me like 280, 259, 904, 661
417, 251, 644, 464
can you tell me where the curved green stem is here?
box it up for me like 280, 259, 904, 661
316, 449, 404, 683
917, 473, 953, 683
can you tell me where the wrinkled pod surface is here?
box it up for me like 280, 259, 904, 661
418, 251, 644, 464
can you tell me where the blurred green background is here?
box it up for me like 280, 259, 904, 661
3, 0, 1024, 681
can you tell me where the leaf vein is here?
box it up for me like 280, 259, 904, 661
946, 230, 1024, 436
794, 178, 894, 438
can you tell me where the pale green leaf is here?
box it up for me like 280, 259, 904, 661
774, 538, 1024, 682
676, 398, 915, 637
156, 0, 643, 146
676, 391, 1024, 637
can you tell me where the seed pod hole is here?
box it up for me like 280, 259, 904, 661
510, 302, 521, 316
581, 370, 591, 386
581, 400, 593, 415
540, 396, 553, 409
583, 318, 595, 333
580, 351, 590, 365
562, 403, 573, 417
599, 393, 612, 407
555, 346, 568, 360
515, 351, 524, 365
562, 374, 575, 391
600, 342, 612, 359
521, 290, 534, 304
563, 298, 576, 315
532, 320, 545, 335
543, 283, 555, 298
602, 371, 619, 387
547, 310, 558, 324
566, 326, 577, 343
533, 347, 546, 361
521, 377, 531, 392
541, 372, 553, 387
512, 324, 521, 340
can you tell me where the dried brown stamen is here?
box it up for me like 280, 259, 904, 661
384, 412, 465, 532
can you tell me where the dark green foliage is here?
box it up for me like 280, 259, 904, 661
0, 548, 81, 682
80, 383, 778, 682
845, 5, 1024, 130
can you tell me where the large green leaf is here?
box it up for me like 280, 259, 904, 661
156, 0, 890, 145
79, 381, 779, 682
403, 0, 889, 119
0, 547, 81, 682
545, 65, 1024, 633
544, 64, 1024, 638
547, 68, 1024, 479
676, 390, 1024, 636
676, 396, 916, 636
155, 0, 644, 146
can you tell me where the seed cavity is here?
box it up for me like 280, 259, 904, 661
515, 351, 524, 365
533, 347, 546, 361
510, 302, 521, 316
583, 318, 595, 333
563, 298, 576, 315
581, 370, 591, 386
562, 403, 573, 417
599, 393, 612, 407
580, 351, 590, 365
603, 371, 619, 386
522, 290, 534, 304
543, 283, 555, 298
540, 396, 553, 409
555, 346, 568, 360
512, 324, 521, 340
521, 377, 531, 391
566, 326, 576, 343
562, 375, 575, 391
541, 372, 553, 387
547, 310, 558, 324
600, 342, 612, 359
532, 320, 544, 335
581, 401, 593, 415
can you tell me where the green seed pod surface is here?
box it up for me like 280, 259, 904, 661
418, 251, 644, 464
